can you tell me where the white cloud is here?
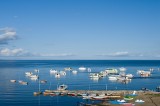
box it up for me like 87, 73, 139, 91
0, 48, 27, 56
0, 48, 75, 57
0, 27, 17, 44
110, 52, 129, 57
40, 53, 75, 57
99, 52, 129, 57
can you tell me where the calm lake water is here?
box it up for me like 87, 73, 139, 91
0, 60, 160, 106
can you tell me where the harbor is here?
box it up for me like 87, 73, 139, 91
34, 90, 160, 106
1, 60, 160, 106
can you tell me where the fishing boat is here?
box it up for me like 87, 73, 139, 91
92, 96, 106, 100
25, 72, 33, 76
40, 80, 47, 83
18, 80, 23, 83
105, 68, 118, 74
119, 67, 126, 72
30, 75, 39, 78
34, 69, 39, 73
55, 73, 60, 78
137, 70, 151, 77
57, 84, 68, 90
19, 81, 28, 85
125, 74, 134, 78
10, 80, 16, 83
83, 94, 96, 99
33, 81, 42, 95
64, 67, 72, 71
99, 71, 107, 77
50, 69, 58, 74
89, 73, 100, 78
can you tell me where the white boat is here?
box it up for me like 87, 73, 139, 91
72, 70, 77, 74
25, 72, 33, 76
79, 67, 86, 71
64, 67, 72, 71
57, 84, 68, 90
30, 75, 39, 78
33, 81, 42, 95
18, 80, 23, 83
92, 96, 105, 100
60, 71, 66, 76
105, 68, 118, 74
135, 99, 145, 103
10, 80, 16, 83
89, 73, 99, 78
55, 73, 60, 78
34, 69, 39, 73
119, 67, 126, 71
19, 81, 28, 85
83, 94, 96, 99
50, 69, 58, 74
31, 77, 38, 81
137, 70, 151, 77
40, 80, 47, 83
99, 71, 107, 77
126, 74, 134, 78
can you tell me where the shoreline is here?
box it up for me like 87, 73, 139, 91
41, 90, 160, 106
42, 90, 160, 106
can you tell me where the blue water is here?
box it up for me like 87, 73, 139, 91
0, 60, 160, 106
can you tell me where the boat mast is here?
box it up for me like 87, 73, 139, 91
39, 80, 40, 92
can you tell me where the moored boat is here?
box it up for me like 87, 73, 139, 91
50, 69, 58, 74
55, 73, 60, 78
19, 81, 28, 85
105, 68, 118, 74
40, 80, 47, 83
30, 75, 39, 78
25, 72, 33, 76
64, 67, 72, 71
33, 81, 42, 96
10, 80, 16, 83
60, 71, 66, 76
34, 91, 42, 95
57, 84, 68, 90
89, 73, 100, 78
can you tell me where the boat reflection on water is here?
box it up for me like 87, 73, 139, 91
90, 77, 99, 82
117, 79, 131, 84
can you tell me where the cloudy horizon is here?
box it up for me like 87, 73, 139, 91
0, 0, 160, 60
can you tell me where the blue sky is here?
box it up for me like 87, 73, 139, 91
0, 0, 160, 60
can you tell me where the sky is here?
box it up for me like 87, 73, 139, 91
0, 0, 160, 60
